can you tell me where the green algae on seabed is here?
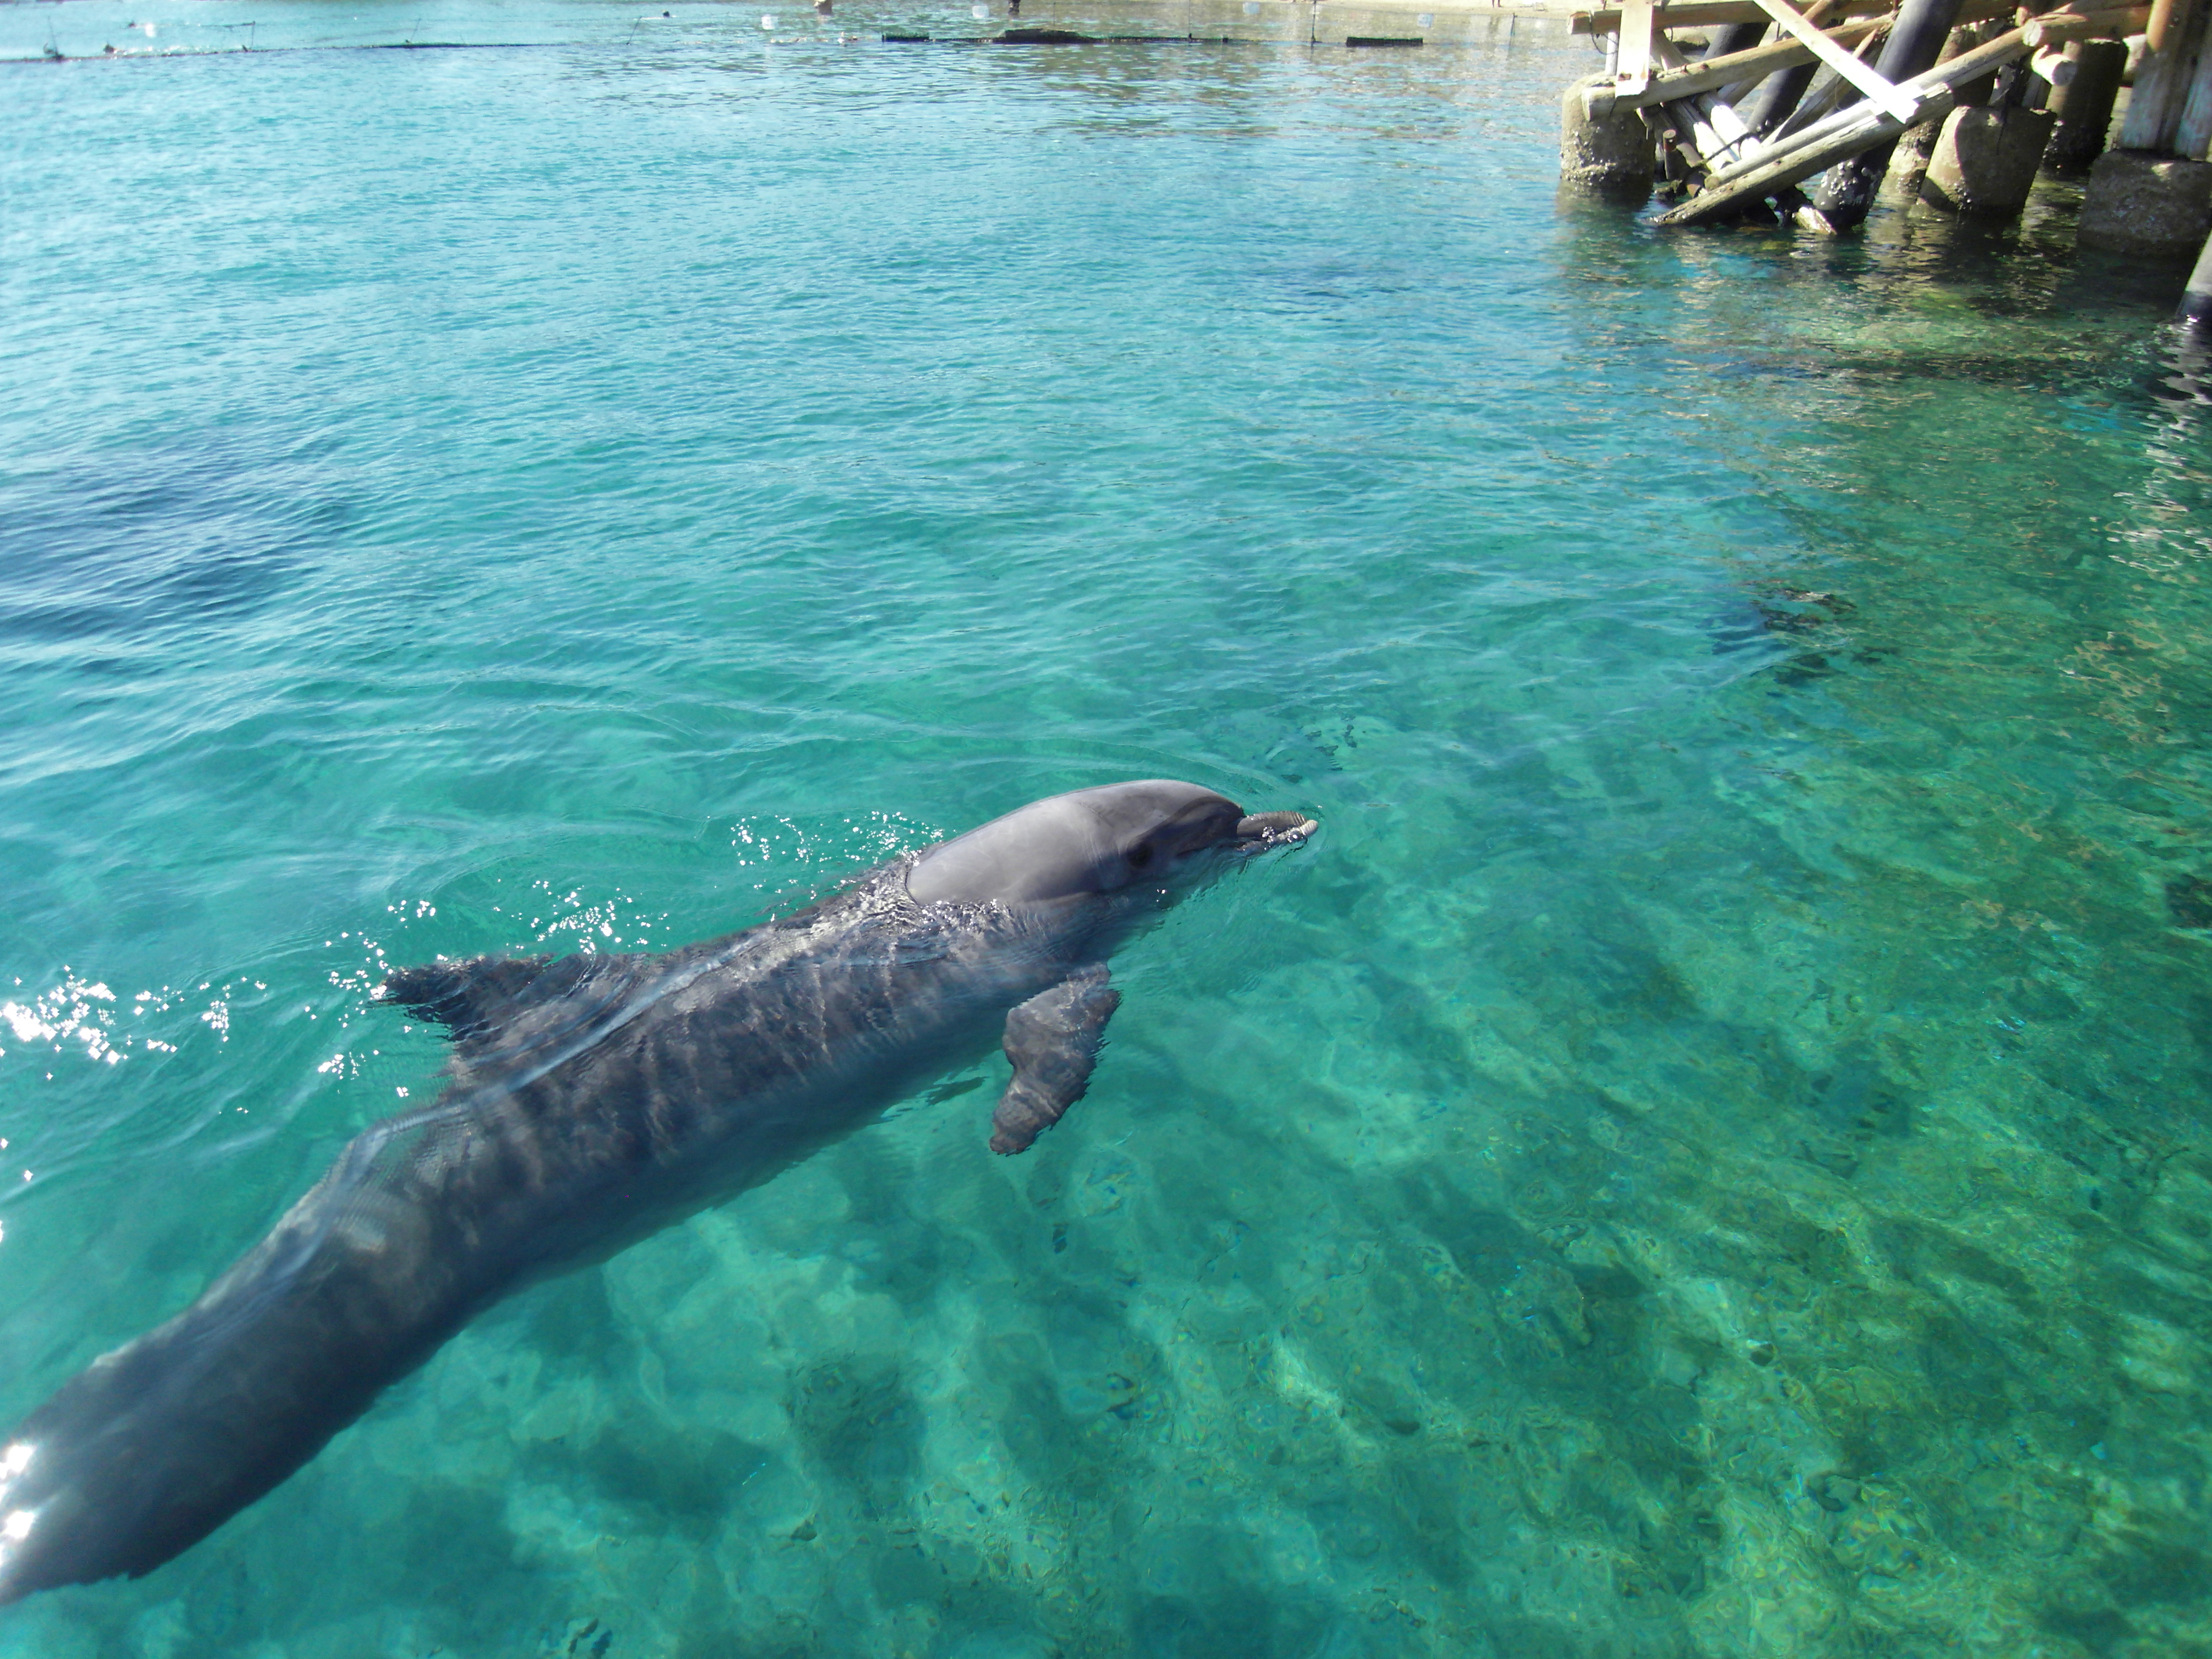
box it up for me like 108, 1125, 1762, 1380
2, 4, 2211, 1656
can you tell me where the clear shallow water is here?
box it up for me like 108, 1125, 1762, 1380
4, 8, 2211, 1655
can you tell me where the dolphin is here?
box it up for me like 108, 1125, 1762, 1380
0, 780, 1312, 1604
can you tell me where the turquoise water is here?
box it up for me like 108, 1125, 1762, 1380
5, 7, 2212, 1654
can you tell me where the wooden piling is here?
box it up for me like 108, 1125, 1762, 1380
2177, 18, 2212, 152
2043, 38, 2129, 167
1808, 0, 1969, 224
1704, 19, 1774, 53
2120, 0, 2208, 149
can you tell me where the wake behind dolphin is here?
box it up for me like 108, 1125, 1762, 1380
0, 780, 1313, 1605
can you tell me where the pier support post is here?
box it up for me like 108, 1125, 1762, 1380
2079, 149, 2212, 251
1921, 104, 2058, 212
2044, 39, 2129, 168
1701, 21, 1769, 58
2120, 0, 2210, 152
1738, 59, 1818, 135
1561, 73, 1656, 196
1809, 0, 1970, 227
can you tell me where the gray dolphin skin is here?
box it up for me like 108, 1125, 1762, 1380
0, 780, 1313, 1605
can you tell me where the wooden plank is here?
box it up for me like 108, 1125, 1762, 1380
1749, 0, 1923, 116
1584, 19, 1885, 113
2022, 5, 2151, 39
1571, 0, 1888, 36
1615, 0, 1657, 94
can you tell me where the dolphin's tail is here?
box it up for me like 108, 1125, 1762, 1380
0, 1161, 472, 1603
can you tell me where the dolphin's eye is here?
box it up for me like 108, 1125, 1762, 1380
1128, 842, 1155, 871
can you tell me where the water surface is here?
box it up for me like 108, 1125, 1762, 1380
3, 9, 2210, 1655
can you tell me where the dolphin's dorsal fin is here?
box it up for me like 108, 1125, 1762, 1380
990, 966, 1119, 1155
378, 953, 606, 1045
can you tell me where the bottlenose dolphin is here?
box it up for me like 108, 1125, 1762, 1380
0, 780, 1312, 1604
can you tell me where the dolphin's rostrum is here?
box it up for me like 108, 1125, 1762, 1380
0, 780, 1313, 1604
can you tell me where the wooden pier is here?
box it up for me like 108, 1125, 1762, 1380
1560, 0, 2212, 278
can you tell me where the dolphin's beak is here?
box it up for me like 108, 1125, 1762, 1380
1231, 811, 1316, 850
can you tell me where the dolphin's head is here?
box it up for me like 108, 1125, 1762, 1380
905, 780, 1314, 909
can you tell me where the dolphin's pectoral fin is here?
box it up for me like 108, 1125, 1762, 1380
377, 953, 602, 1044
990, 967, 1119, 1155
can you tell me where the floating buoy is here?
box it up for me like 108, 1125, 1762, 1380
760, 12, 776, 25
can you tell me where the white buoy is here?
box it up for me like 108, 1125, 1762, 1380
1417, 9, 1433, 21
971, 4, 987, 16
760, 12, 776, 25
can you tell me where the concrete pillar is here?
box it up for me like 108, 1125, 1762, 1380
1560, 74, 1654, 199
2079, 149, 2212, 252
2044, 40, 2130, 170
1889, 22, 2004, 196
1922, 106, 2059, 215
2181, 221, 2212, 320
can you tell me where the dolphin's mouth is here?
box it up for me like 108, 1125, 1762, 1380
1231, 810, 1317, 850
